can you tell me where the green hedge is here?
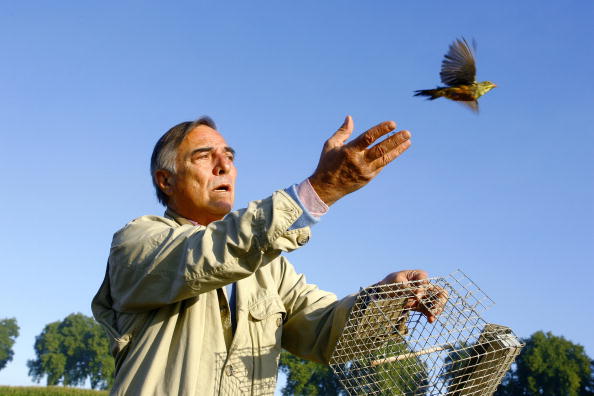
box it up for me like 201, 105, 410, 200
0, 386, 108, 396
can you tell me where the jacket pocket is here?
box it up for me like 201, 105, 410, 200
249, 296, 286, 322
248, 296, 286, 347
246, 296, 286, 394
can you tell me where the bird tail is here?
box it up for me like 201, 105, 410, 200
414, 89, 442, 100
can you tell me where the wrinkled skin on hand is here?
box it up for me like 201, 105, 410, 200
309, 116, 411, 206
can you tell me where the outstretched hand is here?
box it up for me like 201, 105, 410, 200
308, 116, 411, 206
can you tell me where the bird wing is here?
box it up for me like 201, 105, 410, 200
460, 100, 479, 113
440, 38, 477, 86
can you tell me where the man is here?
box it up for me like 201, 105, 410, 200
92, 115, 438, 395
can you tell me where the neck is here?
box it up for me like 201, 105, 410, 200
166, 205, 223, 226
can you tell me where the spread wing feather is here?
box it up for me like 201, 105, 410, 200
440, 38, 476, 86
459, 100, 479, 113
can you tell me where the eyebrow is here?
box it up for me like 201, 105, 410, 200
189, 146, 236, 157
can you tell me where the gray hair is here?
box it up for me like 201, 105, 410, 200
150, 116, 217, 206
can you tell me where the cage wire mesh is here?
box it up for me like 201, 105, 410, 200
329, 270, 523, 396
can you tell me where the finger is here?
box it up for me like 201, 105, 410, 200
400, 272, 431, 305
407, 269, 428, 282
419, 285, 448, 323
326, 115, 353, 148
369, 139, 411, 170
430, 287, 449, 316
403, 295, 434, 323
392, 269, 427, 284
348, 120, 396, 150
413, 298, 438, 323
365, 130, 411, 161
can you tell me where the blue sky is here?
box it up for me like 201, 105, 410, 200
1, 1, 593, 390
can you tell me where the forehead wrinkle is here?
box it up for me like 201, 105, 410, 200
187, 146, 235, 159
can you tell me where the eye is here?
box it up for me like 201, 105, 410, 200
191, 153, 209, 162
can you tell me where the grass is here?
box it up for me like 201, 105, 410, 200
0, 386, 108, 395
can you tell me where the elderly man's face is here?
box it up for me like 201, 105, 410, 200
164, 125, 237, 225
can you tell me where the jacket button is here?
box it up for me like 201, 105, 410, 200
297, 235, 309, 246
225, 365, 234, 376
276, 317, 283, 327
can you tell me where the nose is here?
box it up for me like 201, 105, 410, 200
213, 153, 232, 176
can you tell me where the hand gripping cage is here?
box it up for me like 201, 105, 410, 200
329, 271, 523, 396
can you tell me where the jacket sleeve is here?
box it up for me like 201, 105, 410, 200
274, 256, 358, 365
109, 190, 311, 312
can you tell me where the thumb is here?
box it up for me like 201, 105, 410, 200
327, 115, 353, 147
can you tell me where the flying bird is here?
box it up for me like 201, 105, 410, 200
414, 38, 496, 112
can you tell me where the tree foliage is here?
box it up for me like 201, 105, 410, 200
279, 350, 344, 396
279, 342, 429, 396
0, 317, 20, 371
373, 341, 429, 395
336, 341, 429, 395
495, 331, 594, 396
27, 313, 114, 390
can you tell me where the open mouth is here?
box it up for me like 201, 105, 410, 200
213, 184, 231, 192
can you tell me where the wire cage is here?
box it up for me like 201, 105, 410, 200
329, 270, 523, 396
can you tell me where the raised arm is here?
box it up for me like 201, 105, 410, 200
108, 190, 310, 312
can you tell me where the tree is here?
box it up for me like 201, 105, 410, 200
279, 350, 345, 395
587, 359, 594, 395
495, 331, 594, 396
372, 342, 430, 395
27, 313, 114, 390
335, 341, 429, 395
0, 317, 20, 371
279, 342, 429, 396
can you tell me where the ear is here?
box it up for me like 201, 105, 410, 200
155, 169, 175, 197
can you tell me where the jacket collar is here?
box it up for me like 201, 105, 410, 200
164, 208, 198, 226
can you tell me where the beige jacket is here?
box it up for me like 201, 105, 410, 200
92, 190, 357, 395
